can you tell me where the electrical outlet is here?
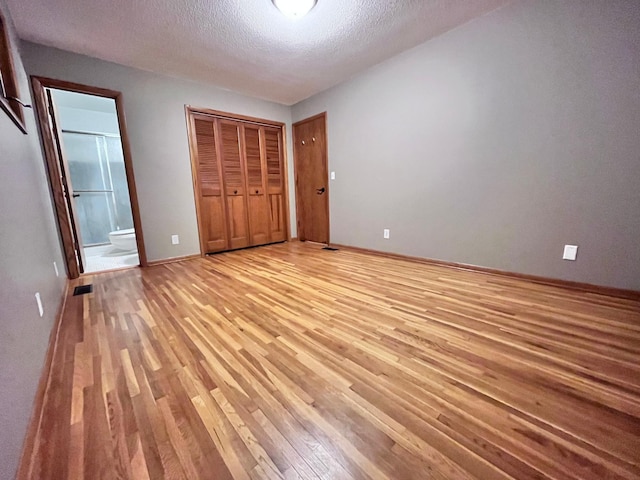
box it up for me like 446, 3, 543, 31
563, 245, 578, 261
330, 171, 336, 180
53, 261, 59, 277
171, 235, 180, 245
35, 292, 44, 317
383, 229, 390, 239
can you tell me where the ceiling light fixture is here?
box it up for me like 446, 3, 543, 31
272, 0, 318, 19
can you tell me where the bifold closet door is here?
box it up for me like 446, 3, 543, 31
189, 109, 288, 254
192, 117, 228, 252
265, 127, 286, 242
219, 120, 250, 250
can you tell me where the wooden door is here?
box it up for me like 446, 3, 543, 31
191, 115, 228, 253
219, 120, 250, 250
293, 113, 329, 244
243, 125, 270, 245
46, 89, 87, 273
264, 127, 287, 243
32, 77, 147, 278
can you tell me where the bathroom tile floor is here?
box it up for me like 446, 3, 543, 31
83, 244, 139, 273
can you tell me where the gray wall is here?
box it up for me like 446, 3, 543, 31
0, 1, 67, 478
21, 42, 297, 262
292, 0, 640, 291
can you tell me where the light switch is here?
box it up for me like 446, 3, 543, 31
563, 245, 578, 261
330, 171, 336, 180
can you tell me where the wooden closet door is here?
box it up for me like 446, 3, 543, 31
192, 116, 228, 252
218, 120, 250, 249
264, 127, 286, 242
244, 125, 270, 245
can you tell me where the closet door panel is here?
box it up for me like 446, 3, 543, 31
227, 195, 249, 248
201, 197, 227, 252
219, 120, 250, 249
249, 194, 269, 245
264, 127, 286, 242
269, 195, 285, 242
193, 117, 227, 252
245, 125, 270, 245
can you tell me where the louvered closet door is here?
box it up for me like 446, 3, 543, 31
219, 120, 250, 249
193, 117, 228, 252
244, 125, 270, 245
264, 127, 286, 242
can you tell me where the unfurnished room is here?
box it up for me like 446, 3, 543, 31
1, 0, 639, 479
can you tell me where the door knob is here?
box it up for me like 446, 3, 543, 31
72, 193, 80, 198
316, 187, 325, 195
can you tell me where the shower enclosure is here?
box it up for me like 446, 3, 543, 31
62, 131, 134, 246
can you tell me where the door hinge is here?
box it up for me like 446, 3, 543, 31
46, 104, 56, 129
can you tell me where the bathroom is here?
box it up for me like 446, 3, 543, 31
51, 89, 139, 273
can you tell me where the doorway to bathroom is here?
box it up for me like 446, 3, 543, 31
53, 90, 138, 273
31, 77, 146, 278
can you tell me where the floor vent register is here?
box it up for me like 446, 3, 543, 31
73, 284, 93, 296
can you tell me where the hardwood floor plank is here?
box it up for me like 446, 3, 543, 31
20, 242, 640, 480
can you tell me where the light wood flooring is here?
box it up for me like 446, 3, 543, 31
21, 242, 640, 479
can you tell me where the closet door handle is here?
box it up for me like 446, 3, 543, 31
316, 187, 325, 195
72, 193, 80, 198
234, 190, 238, 195
255, 190, 259, 194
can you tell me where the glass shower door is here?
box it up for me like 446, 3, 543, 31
62, 132, 119, 246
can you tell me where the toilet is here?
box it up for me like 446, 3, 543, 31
108, 228, 137, 251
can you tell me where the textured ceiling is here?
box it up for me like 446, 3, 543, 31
8, 0, 509, 105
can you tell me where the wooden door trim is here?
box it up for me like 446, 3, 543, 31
292, 112, 330, 244
45, 90, 86, 273
281, 125, 292, 242
186, 105, 285, 128
30, 76, 148, 278
292, 112, 327, 127
185, 106, 291, 255
185, 111, 209, 256
30, 78, 79, 278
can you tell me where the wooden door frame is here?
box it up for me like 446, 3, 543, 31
44, 89, 87, 274
292, 112, 330, 244
31, 76, 148, 278
184, 105, 292, 256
